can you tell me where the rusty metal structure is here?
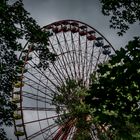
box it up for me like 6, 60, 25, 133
12, 20, 115, 140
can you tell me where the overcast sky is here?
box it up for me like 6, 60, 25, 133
22, 0, 140, 50
6, 0, 140, 139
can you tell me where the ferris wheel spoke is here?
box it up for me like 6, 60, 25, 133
53, 120, 73, 140
54, 34, 71, 80
24, 70, 54, 93
32, 51, 65, 86
51, 62, 67, 84
62, 31, 75, 78
82, 55, 87, 86
81, 36, 88, 85
22, 106, 57, 111
94, 47, 102, 71
67, 127, 73, 140
61, 125, 73, 140
90, 129, 98, 140
45, 125, 61, 140
24, 114, 66, 125
78, 32, 82, 80
103, 54, 108, 63
54, 34, 70, 74
29, 61, 57, 88
70, 32, 79, 80
70, 127, 77, 139
67, 126, 74, 139
74, 36, 81, 80
22, 92, 52, 104
24, 75, 57, 98
23, 89, 65, 108
24, 123, 58, 140
23, 91, 65, 108
86, 41, 95, 82
84, 35, 89, 85
48, 40, 69, 80
69, 126, 77, 139
27, 60, 59, 91
47, 124, 76, 140
47, 67, 63, 86
23, 82, 55, 101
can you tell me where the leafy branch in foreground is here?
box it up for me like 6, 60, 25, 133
53, 79, 93, 139
100, 0, 140, 35
86, 37, 140, 139
0, 0, 55, 139
53, 38, 140, 139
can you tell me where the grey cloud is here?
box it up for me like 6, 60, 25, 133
22, 0, 139, 49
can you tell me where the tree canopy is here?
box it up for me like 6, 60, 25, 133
86, 37, 140, 139
100, 0, 140, 35
53, 38, 140, 139
0, 0, 55, 139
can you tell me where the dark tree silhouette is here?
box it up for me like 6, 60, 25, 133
0, 0, 55, 139
86, 37, 140, 139
100, 0, 140, 35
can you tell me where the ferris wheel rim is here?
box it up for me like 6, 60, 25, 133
12, 19, 115, 140
43, 19, 115, 52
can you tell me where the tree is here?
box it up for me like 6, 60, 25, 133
86, 37, 140, 139
53, 79, 93, 140
100, 0, 140, 35
0, 0, 55, 139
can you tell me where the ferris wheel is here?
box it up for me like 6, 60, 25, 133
12, 20, 115, 140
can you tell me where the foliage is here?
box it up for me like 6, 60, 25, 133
100, 0, 140, 35
54, 38, 140, 139
0, 0, 55, 139
54, 79, 88, 106
73, 129, 92, 140
14, 131, 24, 136
53, 79, 93, 139
0, 128, 8, 140
86, 37, 140, 139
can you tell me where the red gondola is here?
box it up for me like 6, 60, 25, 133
88, 30, 95, 34
46, 25, 53, 29
53, 22, 61, 26
70, 22, 79, 26
52, 27, 61, 33
71, 27, 78, 33
61, 21, 69, 25
79, 25, 87, 29
79, 31, 87, 36
87, 35, 96, 40
62, 26, 69, 32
